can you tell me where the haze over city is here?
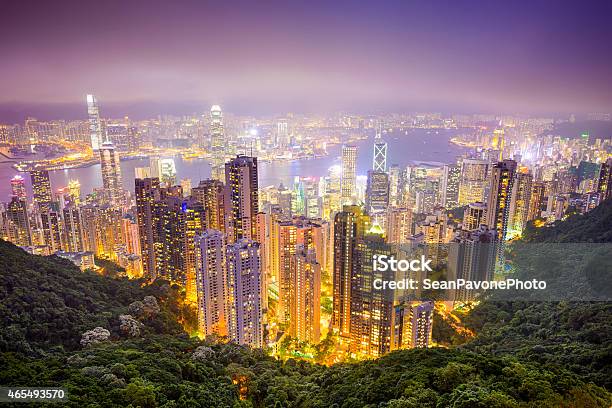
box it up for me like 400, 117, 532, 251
2, 0, 612, 121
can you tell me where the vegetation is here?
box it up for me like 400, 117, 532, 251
0, 200, 611, 406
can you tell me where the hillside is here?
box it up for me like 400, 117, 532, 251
463, 199, 612, 388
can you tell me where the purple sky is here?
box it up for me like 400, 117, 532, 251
1, 0, 612, 120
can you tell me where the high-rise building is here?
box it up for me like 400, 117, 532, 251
441, 163, 461, 209
509, 169, 533, 236
388, 164, 400, 207
391, 301, 434, 350
290, 246, 321, 343
373, 126, 387, 172
40, 209, 62, 253
332, 205, 370, 338
276, 119, 289, 148
191, 179, 226, 232
99, 140, 123, 205
87, 94, 103, 151
458, 158, 489, 206
340, 145, 357, 203
195, 230, 228, 338
6, 196, 31, 246
10, 175, 26, 201
30, 170, 52, 210
386, 207, 413, 244
463, 202, 487, 231
68, 180, 81, 204
597, 158, 612, 200
225, 155, 259, 243
365, 170, 390, 216
226, 239, 263, 347
210, 105, 225, 181
135, 177, 161, 279
63, 205, 85, 252
486, 160, 517, 242
527, 181, 545, 221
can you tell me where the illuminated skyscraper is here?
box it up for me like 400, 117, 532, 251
226, 239, 263, 347
10, 175, 26, 201
373, 125, 387, 172
458, 158, 489, 206
391, 301, 434, 350
195, 230, 229, 338
597, 158, 612, 200
210, 105, 225, 181
463, 202, 486, 231
332, 205, 370, 338
30, 170, 52, 210
441, 163, 461, 209
63, 205, 85, 252
486, 160, 517, 242
40, 209, 62, 253
191, 179, 226, 232
276, 119, 289, 148
135, 177, 161, 279
340, 145, 357, 203
509, 169, 533, 236
86, 94, 103, 151
386, 207, 413, 244
99, 140, 123, 205
68, 180, 81, 204
225, 155, 259, 243
6, 196, 31, 246
290, 246, 321, 343
388, 164, 400, 207
528, 181, 545, 221
365, 170, 390, 216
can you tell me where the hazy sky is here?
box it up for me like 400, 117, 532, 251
1, 0, 611, 119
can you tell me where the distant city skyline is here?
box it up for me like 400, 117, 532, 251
1, 0, 612, 122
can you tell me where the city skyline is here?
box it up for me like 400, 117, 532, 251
1, 0, 612, 122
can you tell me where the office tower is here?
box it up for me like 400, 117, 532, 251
509, 169, 533, 236
276, 119, 289, 148
6, 196, 31, 246
386, 207, 413, 244
10, 175, 26, 201
388, 164, 400, 207
528, 181, 545, 221
68, 180, 81, 204
417, 213, 452, 267
332, 205, 370, 338
63, 205, 85, 252
30, 170, 52, 210
195, 230, 228, 338
373, 126, 387, 172
39, 209, 62, 253
415, 190, 436, 215
99, 140, 123, 205
597, 158, 612, 200
365, 170, 390, 216
275, 217, 323, 323
486, 160, 517, 242
448, 226, 496, 303
441, 163, 461, 209
210, 105, 225, 181
458, 158, 489, 205
350, 230, 396, 357
278, 184, 293, 216
159, 158, 177, 186
340, 145, 357, 203
391, 301, 434, 350
92, 205, 124, 260
226, 239, 263, 347
225, 155, 259, 243
291, 176, 306, 216
290, 246, 321, 343
87, 94, 103, 151
463, 202, 486, 231
191, 179, 226, 232
135, 177, 161, 279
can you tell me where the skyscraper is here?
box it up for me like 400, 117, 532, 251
290, 246, 321, 343
441, 163, 461, 209
373, 125, 387, 172
63, 204, 85, 252
365, 170, 390, 216
226, 239, 263, 347
340, 145, 357, 204
10, 175, 26, 201
135, 177, 161, 279
6, 196, 31, 246
99, 140, 123, 205
195, 230, 228, 338
191, 179, 226, 232
225, 155, 259, 243
210, 105, 225, 181
458, 158, 489, 206
332, 205, 370, 338
386, 207, 413, 244
463, 202, 486, 231
508, 169, 533, 236
30, 170, 52, 211
276, 119, 289, 148
87, 94, 103, 151
486, 160, 517, 242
